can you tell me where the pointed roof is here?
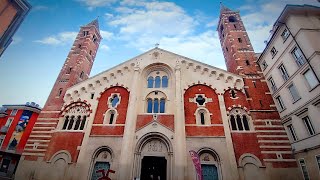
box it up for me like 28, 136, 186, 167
86, 19, 99, 30
220, 2, 232, 13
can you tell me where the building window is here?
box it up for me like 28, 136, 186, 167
10, 109, 17, 116
238, 38, 242, 43
261, 60, 268, 70
291, 47, 305, 67
83, 31, 89, 36
90, 93, 94, 99
275, 96, 285, 111
147, 99, 153, 113
195, 108, 211, 125
229, 108, 250, 131
299, 159, 310, 180
62, 106, 87, 130
155, 76, 161, 88
200, 112, 205, 125
196, 95, 206, 106
110, 94, 120, 108
303, 69, 319, 89
146, 92, 166, 114
93, 35, 97, 42
245, 60, 250, 66
226, 47, 229, 52
160, 98, 165, 113
162, 76, 168, 88
5, 117, 14, 127
281, 29, 290, 41
57, 88, 63, 97
230, 90, 237, 98
228, 16, 237, 22
302, 116, 315, 136
252, 81, 257, 88
270, 47, 277, 57
147, 76, 154, 88
80, 71, 84, 79
288, 84, 300, 102
278, 64, 289, 81
66, 67, 72, 74
287, 124, 298, 141
268, 77, 277, 92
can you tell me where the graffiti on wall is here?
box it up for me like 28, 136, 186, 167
7, 110, 32, 151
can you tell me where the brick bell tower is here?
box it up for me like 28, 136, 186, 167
23, 19, 101, 160
217, 4, 297, 170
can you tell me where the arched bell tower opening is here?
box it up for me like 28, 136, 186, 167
133, 132, 173, 180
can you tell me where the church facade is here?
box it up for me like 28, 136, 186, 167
15, 6, 302, 180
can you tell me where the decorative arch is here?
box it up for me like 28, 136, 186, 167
227, 108, 252, 131
61, 101, 91, 117
49, 150, 72, 164
89, 146, 114, 180
133, 132, 173, 180
142, 63, 174, 89
238, 153, 263, 168
197, 147, 222, 180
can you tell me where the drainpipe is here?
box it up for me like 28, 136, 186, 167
277, 21, 320, 83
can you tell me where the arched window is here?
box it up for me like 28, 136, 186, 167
74, 115, 81, 130
155, 76, 161, 88
147, 76, 154, 88
62, 116, 69, 130
67, 116, 75, 130
80, 71, 84, 79
154, 99, 159, 113
230, 115, 237, 130
109, 111, 115, 124
229, 108, 250, 131
111, 94, 119, 107
147, 99, 153, 113
57, 88, 63, 97
80, 116, 86, 130
162, 76, 168, 88
62, 106, 88, 131
146, 91, 166, 113
200, 112, 205, 125
229, 16, 237, 22
160, 98, 165, 113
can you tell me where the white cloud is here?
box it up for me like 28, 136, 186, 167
76, 0, 117, 9
33, 5, 49, 11
108, 1, 196, 36
100, 30, 113, 40
35, 32, 77, 45
100, 44, 110, 51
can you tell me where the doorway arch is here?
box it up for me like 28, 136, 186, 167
133, 132, 173, 180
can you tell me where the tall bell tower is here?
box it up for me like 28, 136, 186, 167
217, 4, 298, 171
23, 19, 101, 160
43, 19, 102, 111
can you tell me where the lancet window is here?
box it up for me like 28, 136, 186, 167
229, 108, 250, 131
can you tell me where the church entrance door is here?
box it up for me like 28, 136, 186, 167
140, 156, 166, 180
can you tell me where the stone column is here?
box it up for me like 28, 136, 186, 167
218, 94, 239, 180
174, 61, 187, 180
118, 65, 140, 180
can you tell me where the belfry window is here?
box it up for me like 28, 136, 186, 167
229, 108, 250, 131
229, 16, 237, 22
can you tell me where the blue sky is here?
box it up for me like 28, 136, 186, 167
0, 0, 318, 107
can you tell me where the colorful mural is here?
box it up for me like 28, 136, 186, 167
7, 110, 33, 151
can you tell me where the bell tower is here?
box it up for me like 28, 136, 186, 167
217, 4, 297, 170
23, 19, 101, 160
43, 19, 101, 111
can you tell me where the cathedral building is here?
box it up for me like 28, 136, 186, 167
15, 5, 302, 180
